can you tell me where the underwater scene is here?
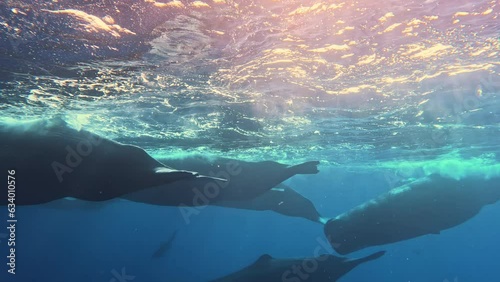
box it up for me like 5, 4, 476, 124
1, 0, 499, 281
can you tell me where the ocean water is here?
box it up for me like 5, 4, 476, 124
1, 0, 500, 281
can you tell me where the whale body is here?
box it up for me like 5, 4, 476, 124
210, 251, 385, 282
0, 118, 200, 205
42, 182, 326, 224
212, 184, 326, 223
157, 155, 320, 202
122, 156, 323, 222
324, 173, 500, 255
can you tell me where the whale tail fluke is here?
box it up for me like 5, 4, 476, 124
288, 161, 320, 175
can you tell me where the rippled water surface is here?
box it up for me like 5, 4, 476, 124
0, 1, 500, 281
2, 0, 498, 165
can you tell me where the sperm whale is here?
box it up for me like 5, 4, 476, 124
324, 173, 500, 254
0, 118, 203, 205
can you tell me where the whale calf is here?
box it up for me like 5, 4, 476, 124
124, 183, 326, 223
324, 173, 500, 255
122, 156, 323, 222
157, 155, 320, 202
0, 118, 201, 205
210, 251, 385, 282
42, 182, 326, 224
213, 184, 328, 224
123, 156, 320, 205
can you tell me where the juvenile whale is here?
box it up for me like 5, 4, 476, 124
324, 173, 500, 255
210, 251, 385, 282
157, 155, 320, 202
123, 156, 319, 204
0, 118, 202, 205
123, 183, 326, 223
41, 183, 327, 224
213, 184, 328, 224
122, 156, 323, 222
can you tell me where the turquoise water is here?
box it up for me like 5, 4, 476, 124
1, 0, 499, 281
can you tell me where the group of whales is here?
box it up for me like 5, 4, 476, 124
2, 118, 499, 281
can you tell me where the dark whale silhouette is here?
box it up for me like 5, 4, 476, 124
121, 156, 324, 222
152, 230, 178, 259
210, 251, 385, 282
123, 183, 326, 223
213, 184, 327, 223
0, 118, 202, 205
157, 155, 320, 202
324, 173, 500, 255
40, 182, 326, 224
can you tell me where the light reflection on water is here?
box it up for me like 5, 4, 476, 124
0, 0, 498, 163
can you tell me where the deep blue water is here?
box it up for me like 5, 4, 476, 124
1, 170, 500, 282
1, 0, 500, 281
